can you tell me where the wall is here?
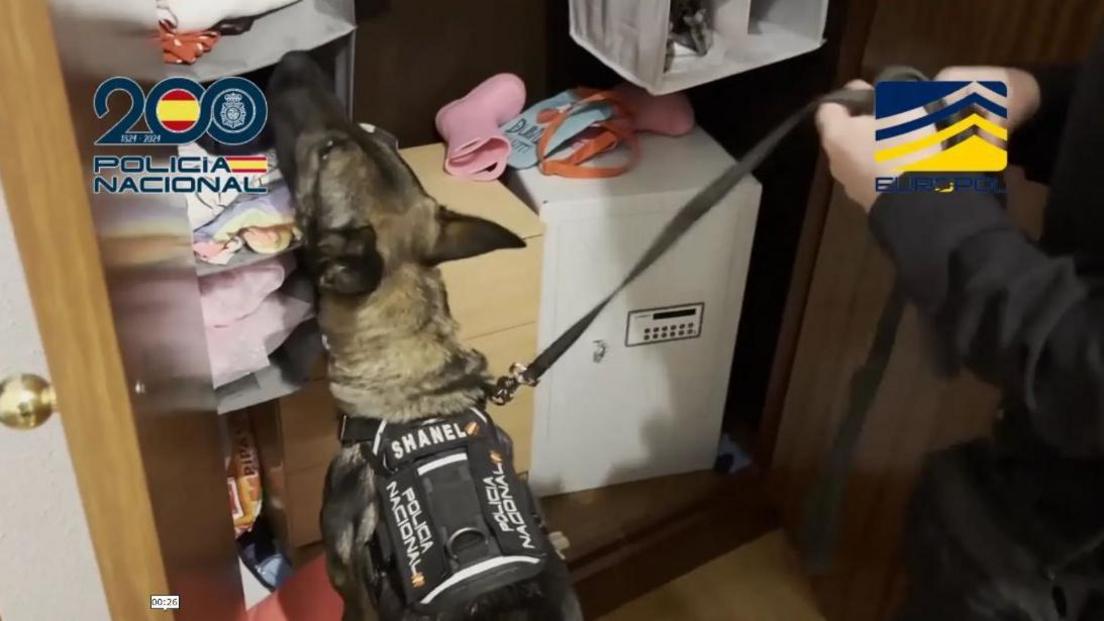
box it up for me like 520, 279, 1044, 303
352, 0, 550, 146
0, 177, 110, 621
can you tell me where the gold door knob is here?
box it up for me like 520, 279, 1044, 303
0, 374, 56, 430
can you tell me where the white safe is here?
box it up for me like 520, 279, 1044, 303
507, 128, 762, 495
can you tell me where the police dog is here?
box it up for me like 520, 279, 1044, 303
267, 52, 581, 621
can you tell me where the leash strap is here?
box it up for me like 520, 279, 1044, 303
490, 67, 933, 575
798, 284, 907, 571
491, 68, 928, 406
800, 69, 971, 573
491, 97, 834, 404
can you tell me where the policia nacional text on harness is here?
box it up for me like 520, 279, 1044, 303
339, 408, 549, 613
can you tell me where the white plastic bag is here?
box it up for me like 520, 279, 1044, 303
570, 0, 829, 95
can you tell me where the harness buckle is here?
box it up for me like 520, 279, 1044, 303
490, 363, 538, 406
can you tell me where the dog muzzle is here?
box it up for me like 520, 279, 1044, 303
339, 408, 548, 615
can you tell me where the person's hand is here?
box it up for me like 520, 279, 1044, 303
815, 80, 938, 212
934, 66, 1041, 131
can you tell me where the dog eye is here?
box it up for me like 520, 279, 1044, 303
319, 139, 337, 160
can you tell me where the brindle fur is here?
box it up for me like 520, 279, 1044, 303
268, 52, 581, 621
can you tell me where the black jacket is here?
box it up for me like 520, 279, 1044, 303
870, 37, 1104, 460
869, 38, 1104, 544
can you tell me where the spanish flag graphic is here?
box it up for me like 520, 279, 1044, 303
224, 155, 269, 174
874, 81, 1008, 173
155, 89, 200, 133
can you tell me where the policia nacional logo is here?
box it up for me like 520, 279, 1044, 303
218, 90, 249, 130
91, 76, 269, 194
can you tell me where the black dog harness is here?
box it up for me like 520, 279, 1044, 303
339, 408, 547, 614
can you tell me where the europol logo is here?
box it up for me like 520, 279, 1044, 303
155, 88, 201, 133
874, 80, 1008, 173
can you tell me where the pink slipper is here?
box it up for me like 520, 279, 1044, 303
436, 73, 526, 181
613, 83, 695, 136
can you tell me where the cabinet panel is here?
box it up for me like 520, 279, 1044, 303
285, 464, 330, 547
279, 381, 340, 472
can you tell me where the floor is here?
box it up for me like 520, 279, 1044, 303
280, 529, 822, 620
598, 530, 824, 621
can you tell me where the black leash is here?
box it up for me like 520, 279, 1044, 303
490, 66, 927, 406
489, 67, 929, 571
799, 283, 908, 571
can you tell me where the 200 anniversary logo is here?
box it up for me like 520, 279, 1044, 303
91, 76, 269, 194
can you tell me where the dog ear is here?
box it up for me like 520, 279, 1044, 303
425, 207, 525, 265
313, 226, 385, 296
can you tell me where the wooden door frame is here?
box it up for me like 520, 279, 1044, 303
0, 1, 242, 619
756, 0, 880, 467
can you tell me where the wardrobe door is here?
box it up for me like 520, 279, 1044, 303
769, 2, 1104, 620
0, 0, 240, 619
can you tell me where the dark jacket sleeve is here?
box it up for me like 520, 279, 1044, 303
869, 188, 1104, 457
1008, 66, 1080, 184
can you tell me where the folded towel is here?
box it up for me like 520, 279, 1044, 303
206, 291, 313, 387
199, 255, 295, 327
195, 184, 296, 244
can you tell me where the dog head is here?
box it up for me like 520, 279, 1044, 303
268, 52, 524, 298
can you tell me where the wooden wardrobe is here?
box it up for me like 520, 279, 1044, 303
765, 2, 1104, 619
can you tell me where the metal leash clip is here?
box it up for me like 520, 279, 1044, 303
490, 362, 539, 406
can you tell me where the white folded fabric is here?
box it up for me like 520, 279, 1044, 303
178, 142, 275, 231
157, 0, 301, 32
